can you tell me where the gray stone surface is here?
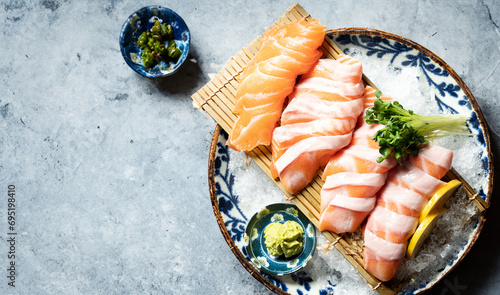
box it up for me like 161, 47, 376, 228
1, 0, 499, 294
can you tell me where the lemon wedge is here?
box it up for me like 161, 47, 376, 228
407, 207, 447, 260
419, 179, 461, 223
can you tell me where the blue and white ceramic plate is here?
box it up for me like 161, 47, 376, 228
245, 203, 316, 276
208, 29, 492, 294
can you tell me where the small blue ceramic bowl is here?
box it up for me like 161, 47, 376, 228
119, 6, 190, 78
244, 203, 316, 276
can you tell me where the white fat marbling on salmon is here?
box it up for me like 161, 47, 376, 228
318, 206, 356, 231
282, 94, 364, 121
364, 229, 406, 261
265, 55, 302, 73
378, 182, 428, 212
230, 112, 277, 147
351, 122, 384, 138
362, 144, 454, 281
325, 151, 357, 172
321, 172, 386, 212
272, 39, 310, 58
323, 172, 387, 190
275, 134, 352, 175
270, 55, 364, 194
367, 206, 419, 237
295, 77, 365, 99
330, 194, 377, 212
312, 58, 363, 83
272, 118, 357, 143
256, 60, 296, 79
317, 86, 400, 234
236, 90, 289, 109
228, 20, 326, 152
342, 145, 398, 169
415, 145, 454, 171
391, 162, 445, 197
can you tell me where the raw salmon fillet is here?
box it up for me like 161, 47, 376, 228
270, 55, 365, 194
319, 86, 397, 234
227, 19, 326, 152
363, 144, 453, 282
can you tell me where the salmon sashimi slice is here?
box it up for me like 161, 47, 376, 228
365, 205, 419, 241
388, 160, 448, 200
280, 94, 364, 125
270, 55, 365, 194
271, 118, 357, 160
320, 172, 387, 213
289, 78, 365, 102
319, 206, 369, 235
319, 86, 398, 233
363, 240, 404, 282
376, 182, 428, 214
227, 20, 325, 152
244, 19, 326, 77
363, 144, 454, 282
408, 144, 454, 179
260, 19, 326, 49
301, 54, 363, 84
322, 144, 397, 177
319, 172, 387, 233
274, 134, 353, 194
232, 61, 296, 115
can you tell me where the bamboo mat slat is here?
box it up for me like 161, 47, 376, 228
192, 3, 483, 295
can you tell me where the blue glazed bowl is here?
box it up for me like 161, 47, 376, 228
119, 6, 190, 78
244, 203, 316, 276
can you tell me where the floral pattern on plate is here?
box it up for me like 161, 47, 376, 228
210, 29, 491, 295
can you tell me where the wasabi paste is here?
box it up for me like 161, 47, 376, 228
263, 220, 304, 258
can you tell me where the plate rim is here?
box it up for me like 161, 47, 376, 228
208, 27, 493, 294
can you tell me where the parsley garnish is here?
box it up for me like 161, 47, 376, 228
364, 91, 471, 164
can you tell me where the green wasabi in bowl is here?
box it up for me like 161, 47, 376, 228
263, 220, 304, 258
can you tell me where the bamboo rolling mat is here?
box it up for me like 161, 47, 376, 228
192, 3, 486, 294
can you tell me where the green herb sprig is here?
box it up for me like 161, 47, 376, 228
364, 90, 471, 164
